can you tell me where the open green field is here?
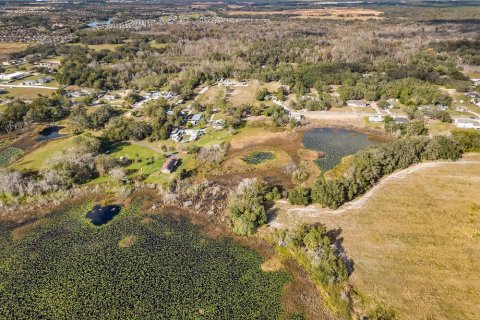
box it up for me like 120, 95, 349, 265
426, 120, 456, 135
87, 44, 123, 51
195, 129, 231, 146
12, 137, 75, 171
0, 87, 56, 99
277, 155, 480, 319
0, 200, 289, 319
107, 142, 165, 178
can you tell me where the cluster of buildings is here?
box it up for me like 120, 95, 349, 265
170, 128, 205, 143
417, 105, 449, 112
21, 76, 53, 86
368, 115, 409, 124
132, 91, 179, 109
0, 27, 73, 44
90, 15, 266, 32
466, 91, 480, 108
218, 78, 248, 87
168, 112, 226, 143
346, 100, 368, 108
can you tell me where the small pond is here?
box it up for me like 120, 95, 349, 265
302, 127, 380, 172
86, 205, 121, 226
87, 18, 113, 28
36, 126, 66, 142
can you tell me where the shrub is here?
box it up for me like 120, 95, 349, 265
288, 187, 311, 205
228, 179, 268, 236
452, 129, 480, 152
423, 135, 461, 160
0, 147, 23, 166
241, 151, 275, 165
280, 224, 349, 285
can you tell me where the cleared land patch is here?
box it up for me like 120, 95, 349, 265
0, 42, 29, 61
0, 87, 56, 99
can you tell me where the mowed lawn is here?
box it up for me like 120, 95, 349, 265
12, 137, 76, 171
316, 156, 480, 319
106, 143, 166, 178
0, 87, 57, 99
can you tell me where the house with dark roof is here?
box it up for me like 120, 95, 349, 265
161, 156, 179, 174
394, 117, 409, 124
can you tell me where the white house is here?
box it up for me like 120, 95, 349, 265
368, 115, 384, 123
454, 118, 480, 130
188, 113, 202, 125
0, 71, 27, 82
290, 112, 304, 122
346, 100, 367, 108
184, 129, 204, 142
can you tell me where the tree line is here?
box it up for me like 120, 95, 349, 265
289, 136, 462, 209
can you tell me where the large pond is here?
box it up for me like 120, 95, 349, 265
302, 127, 380, 172
86, 205, 121, 225
36, 126, 66, 142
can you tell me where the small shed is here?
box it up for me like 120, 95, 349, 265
394, 117, 409, 124
346, 100, 367, 108
368, 115, 384, 123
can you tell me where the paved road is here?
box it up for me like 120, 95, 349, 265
302, 111, 381, 119
0, 84, 59, 90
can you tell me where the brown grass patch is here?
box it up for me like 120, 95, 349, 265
260, 255, 284, 272
0, 42, 30, 61
0, 86, 56, 99
140, 217, 154, 224
118, 235, 137, 248
227, 84, 257, 106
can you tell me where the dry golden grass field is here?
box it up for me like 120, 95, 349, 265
0, 87, 56, 99
273, 154, 480, 319
225, 8, 384, 20
0, 42, 29, 61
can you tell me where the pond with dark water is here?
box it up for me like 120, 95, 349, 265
86, 205, 121, 225
36, 126, 66, 142
302, 127, 381, 172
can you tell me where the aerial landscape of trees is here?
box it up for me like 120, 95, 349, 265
0, 1, 479, 319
